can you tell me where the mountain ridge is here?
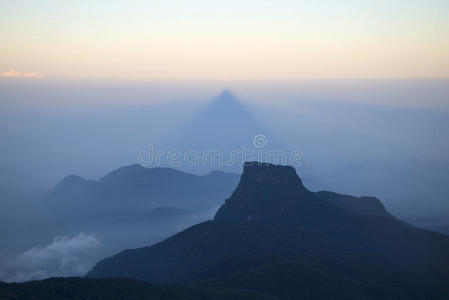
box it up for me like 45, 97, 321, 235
87, 162, 449, 299
51, 164, 240, 212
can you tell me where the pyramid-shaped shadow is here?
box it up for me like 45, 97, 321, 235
164, 91, 289, 170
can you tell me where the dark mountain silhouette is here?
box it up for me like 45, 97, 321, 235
87, 162, 449, 299
0, 277, 274, 300
51, 164, 239, 212
315, 191, 391, 217
305, 158, 449, 220
213, 163, 393, 224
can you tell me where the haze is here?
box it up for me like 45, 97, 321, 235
1, 0, 449, 289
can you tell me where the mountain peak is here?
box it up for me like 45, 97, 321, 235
87, 162, 448, 296
52, 174, 93, 195
214, 162, 316, 224
242, 161, 302, 184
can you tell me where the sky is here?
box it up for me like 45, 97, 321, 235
1, 0, 449, 80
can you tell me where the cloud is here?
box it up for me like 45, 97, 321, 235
1, 69, 43, 78
3, 233, 101, 282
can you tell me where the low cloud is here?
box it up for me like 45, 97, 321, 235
3, 233, 101, 282
1, 69, 43, 78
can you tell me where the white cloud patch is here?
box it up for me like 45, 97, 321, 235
0, 69, 43, 78
4, 233, 101, 282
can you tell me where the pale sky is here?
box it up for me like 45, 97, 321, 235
1, 0, 448, 80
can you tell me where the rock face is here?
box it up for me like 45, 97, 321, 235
87, 162, 449, 299
215, 162, 391, 224
215, 163, 329, 223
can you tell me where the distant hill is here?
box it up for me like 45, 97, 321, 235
87, 162, 449, 299
305, 158, 449, 219
52, 164, 239, 212
0, 165, 240, 282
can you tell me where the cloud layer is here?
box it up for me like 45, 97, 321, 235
2, 233, 101, 282
1, 69, 43, 78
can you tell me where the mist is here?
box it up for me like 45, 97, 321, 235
1, 78, 448, 187
1, 78, 449, 281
